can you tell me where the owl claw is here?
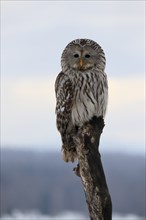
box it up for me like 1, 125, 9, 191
73, 164, 80, 177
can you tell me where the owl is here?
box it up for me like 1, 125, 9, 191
55, 39, 108, 162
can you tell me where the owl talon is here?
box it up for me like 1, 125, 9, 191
73, 164, 80, 177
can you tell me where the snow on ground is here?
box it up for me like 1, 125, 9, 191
1, 210, 145, 220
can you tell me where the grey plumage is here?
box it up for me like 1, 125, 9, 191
55, 39, 108, 162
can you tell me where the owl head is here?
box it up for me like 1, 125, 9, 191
61, 39, 106, 72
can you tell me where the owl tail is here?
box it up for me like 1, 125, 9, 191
61, 126, 78, 162
62, 146, 77, 163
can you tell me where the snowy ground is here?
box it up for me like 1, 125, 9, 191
1, 210, 145, 220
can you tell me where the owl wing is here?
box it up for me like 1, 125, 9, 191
55, 72, 74, 135
95, 72, 108, 118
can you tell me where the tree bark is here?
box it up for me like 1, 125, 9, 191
74, 116, 112, 220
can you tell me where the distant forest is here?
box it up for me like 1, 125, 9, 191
0, 149, 145, 217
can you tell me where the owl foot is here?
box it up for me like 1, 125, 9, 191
73, 163, 80, 177
62, 147, 77, 163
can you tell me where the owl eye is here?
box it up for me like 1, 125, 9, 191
74, 54, 79, 58
85, 54, 90, 58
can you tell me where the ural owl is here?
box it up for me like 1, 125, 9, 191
55, 39, 108, 162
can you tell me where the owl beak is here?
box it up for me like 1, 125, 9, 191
79, 59, 83, 68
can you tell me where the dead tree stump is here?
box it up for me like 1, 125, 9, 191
74, 116, 112, 220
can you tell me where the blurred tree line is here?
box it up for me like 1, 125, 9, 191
0, 149, 145, 217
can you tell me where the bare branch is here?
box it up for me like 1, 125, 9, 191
74, 116, 112, 220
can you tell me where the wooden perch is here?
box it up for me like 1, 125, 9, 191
74, 116, 112, 220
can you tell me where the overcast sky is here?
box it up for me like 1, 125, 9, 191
1, 1, 145, 155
